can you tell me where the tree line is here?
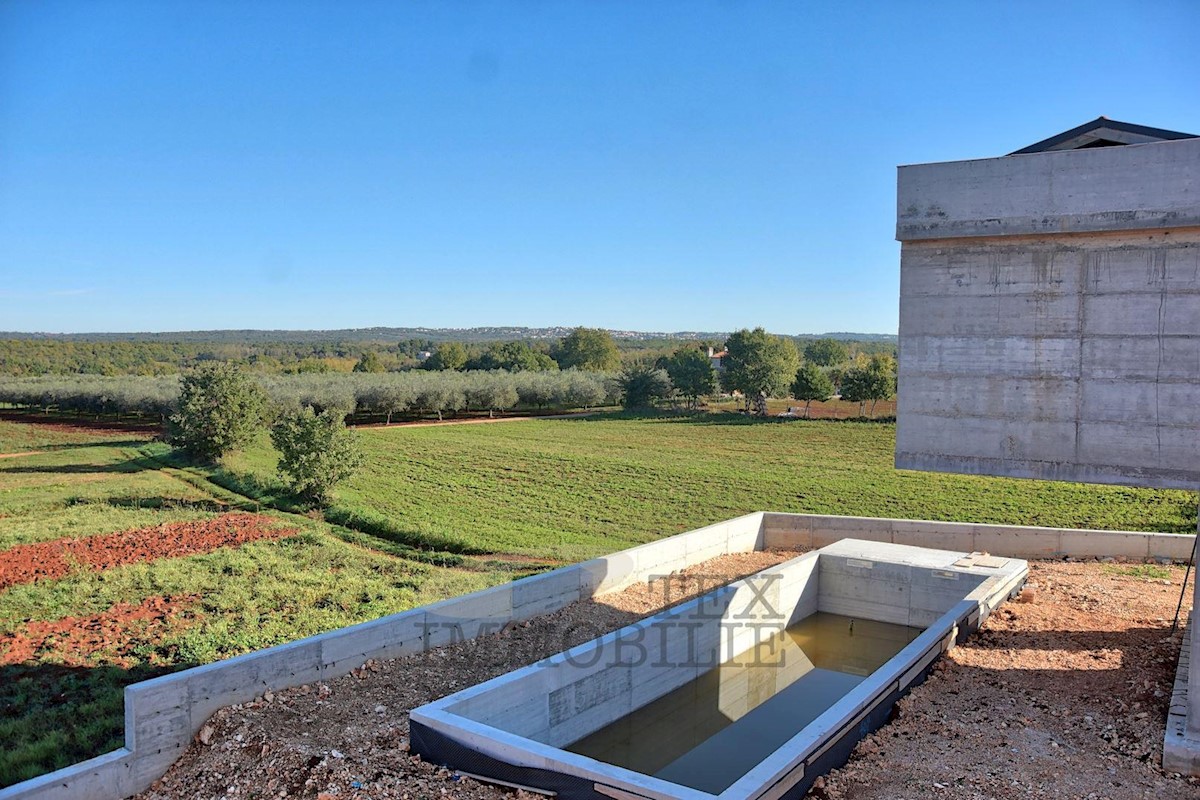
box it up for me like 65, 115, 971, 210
0, 330, 895, 421
0, 337, 445, 376
0, 327, 626, 377
0, 370, 617, 422
0, 326, 893, 378
615, 329, 895, 417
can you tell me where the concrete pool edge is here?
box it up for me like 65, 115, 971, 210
410, 540, 1029, 800
408, 602, 974, 800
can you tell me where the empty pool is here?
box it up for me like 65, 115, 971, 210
410, 539, 1027, 800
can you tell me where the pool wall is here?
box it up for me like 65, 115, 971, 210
410, 539, 1028, 800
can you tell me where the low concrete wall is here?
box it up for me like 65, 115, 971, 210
2, 511, 1188, 800
0, 513, 766, 800
1164, 616, 1197, 774
762, 513, 1194, 562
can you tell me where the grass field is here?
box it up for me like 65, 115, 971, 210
228, 412, 1195, 561
1, 412, 1195, 787
0, 419, 491, 787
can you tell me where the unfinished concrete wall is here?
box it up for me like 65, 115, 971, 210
895, 134, 1200, 773
761, 513, 1194, 562
895, 137, 1200, 490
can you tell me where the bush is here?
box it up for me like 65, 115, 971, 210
270, 406, 364, 504
839, 354, 896, 417
662, 347, 717, 408
168, 364, 266, 462
618, 365, 672, 409
791, 363, 835, 418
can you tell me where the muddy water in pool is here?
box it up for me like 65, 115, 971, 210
566, 612, 922, 794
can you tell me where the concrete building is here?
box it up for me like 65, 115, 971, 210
893, 117, 1200, 774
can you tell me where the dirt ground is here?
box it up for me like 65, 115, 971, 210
1, 595, 198, 668
0, 513, 295, 590
138, 554, 1196, 800
0, 411, 161, 435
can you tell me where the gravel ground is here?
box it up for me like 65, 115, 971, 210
138, 554, 1196, 800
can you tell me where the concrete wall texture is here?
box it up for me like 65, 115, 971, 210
894, 133, 1200, 773
894, 137, 1200, 490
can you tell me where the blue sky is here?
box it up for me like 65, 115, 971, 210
2, 1, 1198, 336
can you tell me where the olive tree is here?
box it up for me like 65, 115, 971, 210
790, 363, 835, 418
270, 406, 364, 504
168, 363, 266, 462
464, 372, 519, 417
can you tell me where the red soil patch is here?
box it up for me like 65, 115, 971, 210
0, 594, 199, 668
0, 513, 297, 590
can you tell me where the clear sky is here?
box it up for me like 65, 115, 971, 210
2, 1, 1198, 336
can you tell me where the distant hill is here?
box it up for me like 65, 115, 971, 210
0, 327, 896, 344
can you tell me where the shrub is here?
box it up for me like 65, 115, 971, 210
618, 365, 673, 409
168, 364, 266, 462
791, 363, 835, 418
270, 406, 364, 504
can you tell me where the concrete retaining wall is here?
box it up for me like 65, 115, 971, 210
1, 511, 1190, 800
761, 513, 1195, 562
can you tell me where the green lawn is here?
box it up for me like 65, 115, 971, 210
0, 416, 147, 453
229, 412, 1196, 562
